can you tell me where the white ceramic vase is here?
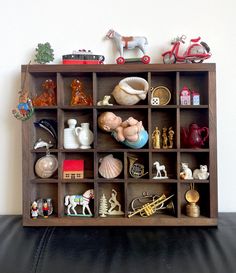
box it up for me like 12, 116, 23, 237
75, 123, 94, 149
64, 119, 79, 149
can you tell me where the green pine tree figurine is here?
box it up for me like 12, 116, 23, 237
35, 42, 54, 64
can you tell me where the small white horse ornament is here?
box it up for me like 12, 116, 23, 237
153, 161, 168, 179
106, 29, 150, 64
65, 189, 94, 216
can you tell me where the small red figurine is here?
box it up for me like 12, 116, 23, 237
42, 199, 49, 218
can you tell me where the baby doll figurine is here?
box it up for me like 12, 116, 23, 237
98, 112, 148, 149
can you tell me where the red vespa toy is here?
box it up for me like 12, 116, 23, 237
162, 35, 211, 64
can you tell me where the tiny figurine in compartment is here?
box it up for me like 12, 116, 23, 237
107, 189, 124, 216
152, 127, 161, 149
75, 122, 94, 149
34, 42, 54, 64
153, 161, 168, 179
193, 165, 209, 180
34, 119, 58, 143
105, 29, 150, 64
63, 160, 84, 179
42, 199, 49, 218
70, 79, 92, 106
181, 123, 209, 148
168, 127, 175, 148
64, 189, 94, 216
34, 139, 53, 150
99, 154, 123, 179
150, 86, 171, 106
64, 119, 80, 149
32, 79, 56, 107
162, 127, 168, 149
31, 201, 38, 219
99, 193, 108, 217
98, 112, 148, 149
192, 90, 200, 105
180, 162, 193, 180
97, 95, 113, 106
162, 35, 211, 64
128, 193, 175, 218
128, 156, 148, 178
185, 183, 200, 217
180, 86, 191, 105
112, 77, 149, 105
62, 49, 105, 65
37, 198, 53, 217
34, 150, 58, 179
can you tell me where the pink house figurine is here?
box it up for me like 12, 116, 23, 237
192, 91, 200, 105
180, 86, 191, 105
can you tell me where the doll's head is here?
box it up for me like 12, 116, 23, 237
98, 112, 122, 132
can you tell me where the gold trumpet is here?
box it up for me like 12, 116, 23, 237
128, 194, 175, 218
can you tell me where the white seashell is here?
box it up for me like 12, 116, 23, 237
99, 154, 123, 179
112, 77, 149, 105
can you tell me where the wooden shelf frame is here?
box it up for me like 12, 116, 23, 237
22, 64, 217, 226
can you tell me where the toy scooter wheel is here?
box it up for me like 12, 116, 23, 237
116, 57, 125, 64
191, 59, 204, 63
163, 53, 176, 64
142, 55, 150, 64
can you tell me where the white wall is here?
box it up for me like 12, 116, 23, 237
0, 0, 235, 214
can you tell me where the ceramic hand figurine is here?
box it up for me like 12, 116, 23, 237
98, 111, 148, 149
71, 79, 92, 106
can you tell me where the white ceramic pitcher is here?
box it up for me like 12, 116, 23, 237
75, 123, 94, 149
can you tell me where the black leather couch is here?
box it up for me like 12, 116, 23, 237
1, 213, 236, 273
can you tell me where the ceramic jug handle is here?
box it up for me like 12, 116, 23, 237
75, 127, 82, 136
201, 127, 209, 142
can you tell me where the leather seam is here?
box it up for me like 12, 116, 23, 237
31, 227, 50, 273
35, 227, 55, 273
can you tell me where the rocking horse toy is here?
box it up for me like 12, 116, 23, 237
106, 29, 151, 64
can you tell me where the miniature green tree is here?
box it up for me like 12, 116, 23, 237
35, 42, 54, 64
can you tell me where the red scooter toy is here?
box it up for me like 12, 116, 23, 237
162, 35, 211, 64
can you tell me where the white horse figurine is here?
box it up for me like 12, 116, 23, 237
65, 189, 94, 216
106, 29, 149, 63
153, 161, 168, 179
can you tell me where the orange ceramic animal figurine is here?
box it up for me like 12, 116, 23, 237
71, 79, 92, 106
32, 79, 56, 106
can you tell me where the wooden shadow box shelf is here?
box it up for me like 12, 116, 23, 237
22, 64, 217, 226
